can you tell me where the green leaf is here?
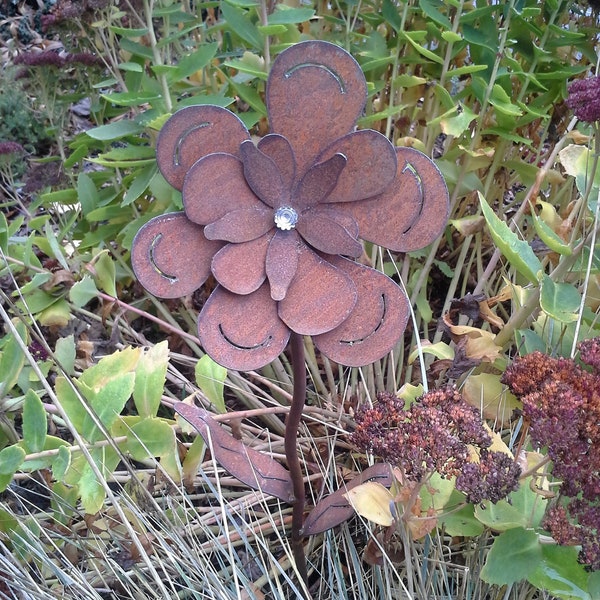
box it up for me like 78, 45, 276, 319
475, 476, 546, 531
76, 447, 120, 514
182, 434, 205, 486
70, 275, 98, 308
589, 572, 600, 599
438, 492, 484, 537
172, 42, 218, 81
101, 91, 161, 107
0, 320, 28, 399
558, 144, 600, 212
230, 80, 267, 115
539, 276, 581, 323
133, 341, 169, 418
478, 192, 542, 284
92, 250, 117, 297
86, 120, 144, 141
122, 163, 158, 206
382, 0, 403, 32
76, 347, 140, 442
528, 544, 592, 600
77, 172, 99, 217
401, 32, 444, 64
0, 212, 8, 253
108, 26, 149, 37
220, 2, 263, 50
195, 354, 227, 413
480, 528, 542, 585
420, 471, 455, 512
0, 508, 18, 534
124, 417, 176, 460
52, 446, 71, 482
54, 334, 76, 376
22, 390, 47, 454
21, 435, 69, 472
489, 84, 522, 116
78, 377, 136, 443
0, 445, 26, 491
55, 376, 86, 434
267, 6, 315, 24
419, 0, 452, 29
530, 211, 572, 256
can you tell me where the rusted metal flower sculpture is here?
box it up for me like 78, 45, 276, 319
131, 41, 448, 372
131, 41, 449, 594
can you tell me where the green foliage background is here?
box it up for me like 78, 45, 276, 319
0, 0, 599, 598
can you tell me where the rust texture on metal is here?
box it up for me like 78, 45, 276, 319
132, 40, 449, 371
173, 402, 294, 502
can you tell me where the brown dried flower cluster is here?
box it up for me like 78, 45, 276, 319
352, 387, 521, 505
502, 337, 600, 570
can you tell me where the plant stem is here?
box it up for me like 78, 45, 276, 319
286, 332, 309, 596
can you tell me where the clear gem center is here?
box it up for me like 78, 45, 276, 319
274, 206, 298, 231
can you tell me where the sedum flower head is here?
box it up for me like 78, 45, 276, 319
566, 76, 600, 123
352, 387, 520, 504
502, 338, 600, 570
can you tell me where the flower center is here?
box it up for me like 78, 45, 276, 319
274, 206, 298, 231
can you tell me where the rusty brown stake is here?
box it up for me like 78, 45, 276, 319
286, 332, 309, 594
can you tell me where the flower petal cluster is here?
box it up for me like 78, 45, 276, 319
351, 387, 520, 504
132, 41, 448, 371
502, 339, 600, 570
566, 76, 600, 123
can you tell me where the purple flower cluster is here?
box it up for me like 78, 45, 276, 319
566, 76, 600, 123
502, 338, 600, 570
352, 387, 521, 505
0, 141, 25, 156
14, 50, 101, 69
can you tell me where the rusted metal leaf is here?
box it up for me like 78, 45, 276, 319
302, 463, 394, 536
174, 402, 294, 502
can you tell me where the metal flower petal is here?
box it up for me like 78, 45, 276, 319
266, 229, 301, 301
257, 134, 296, 189
312, 256, 410, 366
266, 40, 367, 175
278, 245, 357, 335
131, 212, 224, 298
336, 147, 449, 252
239, 140, 288, 208
156, 105, 250, 190
211, 233, 272, 295
183, 153, 264, 225
296, 208, 362, 257
316, 129, 398, 204
198, 283, 290, 371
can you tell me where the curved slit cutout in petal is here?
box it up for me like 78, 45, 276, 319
175, 122, 209, 166
285, 63, 345, 93
340, 293, 385, 346
149, 233, 177, 283
401, 162, 425, 234
218, 324, 272, 351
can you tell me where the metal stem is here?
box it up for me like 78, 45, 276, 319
286, 332, 309, 596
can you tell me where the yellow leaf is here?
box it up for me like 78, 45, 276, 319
463, 373, 520, 426
464, 332, 502, 362
343, 482, 394, 527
